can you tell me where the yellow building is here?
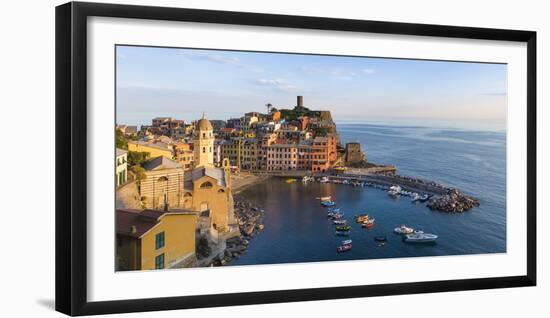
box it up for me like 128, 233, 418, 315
174, 142, 194, 170
185, 115, 238, 236
116, 209, 198, 270
220, 138, 258, 170
128, 140, 173, 159
140, 156, 185, 210
183, 160, 237, 234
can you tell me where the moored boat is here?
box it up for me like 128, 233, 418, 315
355, 214, 370, 223
361, 219, 375, 228
403, 232, 438, 243
286, 178, 297, 183
335, 231, 350, 237
394, 225, 415, 234
333, 219, 347, 225
318, 195, 332, 201
321, 200, 336, 207
374, 235, 388, 242
327, 207, 340, 213
336, 225, 351, 231
328, 212, 344, 219
319, 176, 329, 183
388, 185, 402, 196
337, 243, 352, 253
341, 239, 352, 245
302, 176, 314, 183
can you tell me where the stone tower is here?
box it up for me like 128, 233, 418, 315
193, 114, 214, 167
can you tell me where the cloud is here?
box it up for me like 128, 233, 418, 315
254, 78, 296, 92
362, 68, 376, 75
298, 65, 374, 80
181, 51, 242, 67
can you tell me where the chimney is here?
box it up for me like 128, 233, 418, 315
130, 226, 137, 234
297, 96, 303, 107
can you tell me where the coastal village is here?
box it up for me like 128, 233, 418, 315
115, 96, 479, 270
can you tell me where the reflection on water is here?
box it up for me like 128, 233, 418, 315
231, 124, 506, 266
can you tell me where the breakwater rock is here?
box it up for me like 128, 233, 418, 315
211, 197, 264, 266
234, 197, 265, 238
427, 188, 480, 213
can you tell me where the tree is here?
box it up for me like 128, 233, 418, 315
115, 128, 127, 149
131, 165, 147, 182
127, 151, 150, 166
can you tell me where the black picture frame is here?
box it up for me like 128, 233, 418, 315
55, 1, 537, 316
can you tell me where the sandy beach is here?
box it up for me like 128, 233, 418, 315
231, 172, 271, 194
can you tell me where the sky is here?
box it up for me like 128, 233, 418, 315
116, 45, 507, 131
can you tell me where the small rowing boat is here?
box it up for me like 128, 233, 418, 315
335, 231, 350, 237
335, 225, 351, 231
337, 243, 352, 253
361, 219, 375, 228
321, 200, 336, 207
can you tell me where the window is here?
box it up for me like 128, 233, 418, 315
200, 181, 213, 189
155, 232, 165, 249
155, 253, 165, 269
203, 147, 206, 153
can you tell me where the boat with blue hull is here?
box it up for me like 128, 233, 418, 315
321, 200, 336, 207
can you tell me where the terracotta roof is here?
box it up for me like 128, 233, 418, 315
116, 209, 197, 238
116, 209, 161, 238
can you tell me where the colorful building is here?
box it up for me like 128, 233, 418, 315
116, 209, 198, 270
173, 142, 194, 170
266, 143, 298, 171
220, 138, 259, 170
128, 140, 174, 160
116, 148, 128, 187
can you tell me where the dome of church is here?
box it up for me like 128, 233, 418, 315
196, 114, 213, 131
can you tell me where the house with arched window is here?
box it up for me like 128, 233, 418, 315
139, 156, 185, 210
182, 162, 237, 236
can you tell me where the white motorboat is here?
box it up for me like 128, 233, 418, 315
394, 225, 415, 234
403, 232, 438, 243
302, 176, 314, 183
319, 176, 330, 183
388, 185, 402, 196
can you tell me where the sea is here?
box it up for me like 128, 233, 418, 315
230, 121, 506, 266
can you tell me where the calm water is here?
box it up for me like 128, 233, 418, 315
231, 123, 506, 266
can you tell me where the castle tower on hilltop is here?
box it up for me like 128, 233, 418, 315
193, 114, 214, 168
